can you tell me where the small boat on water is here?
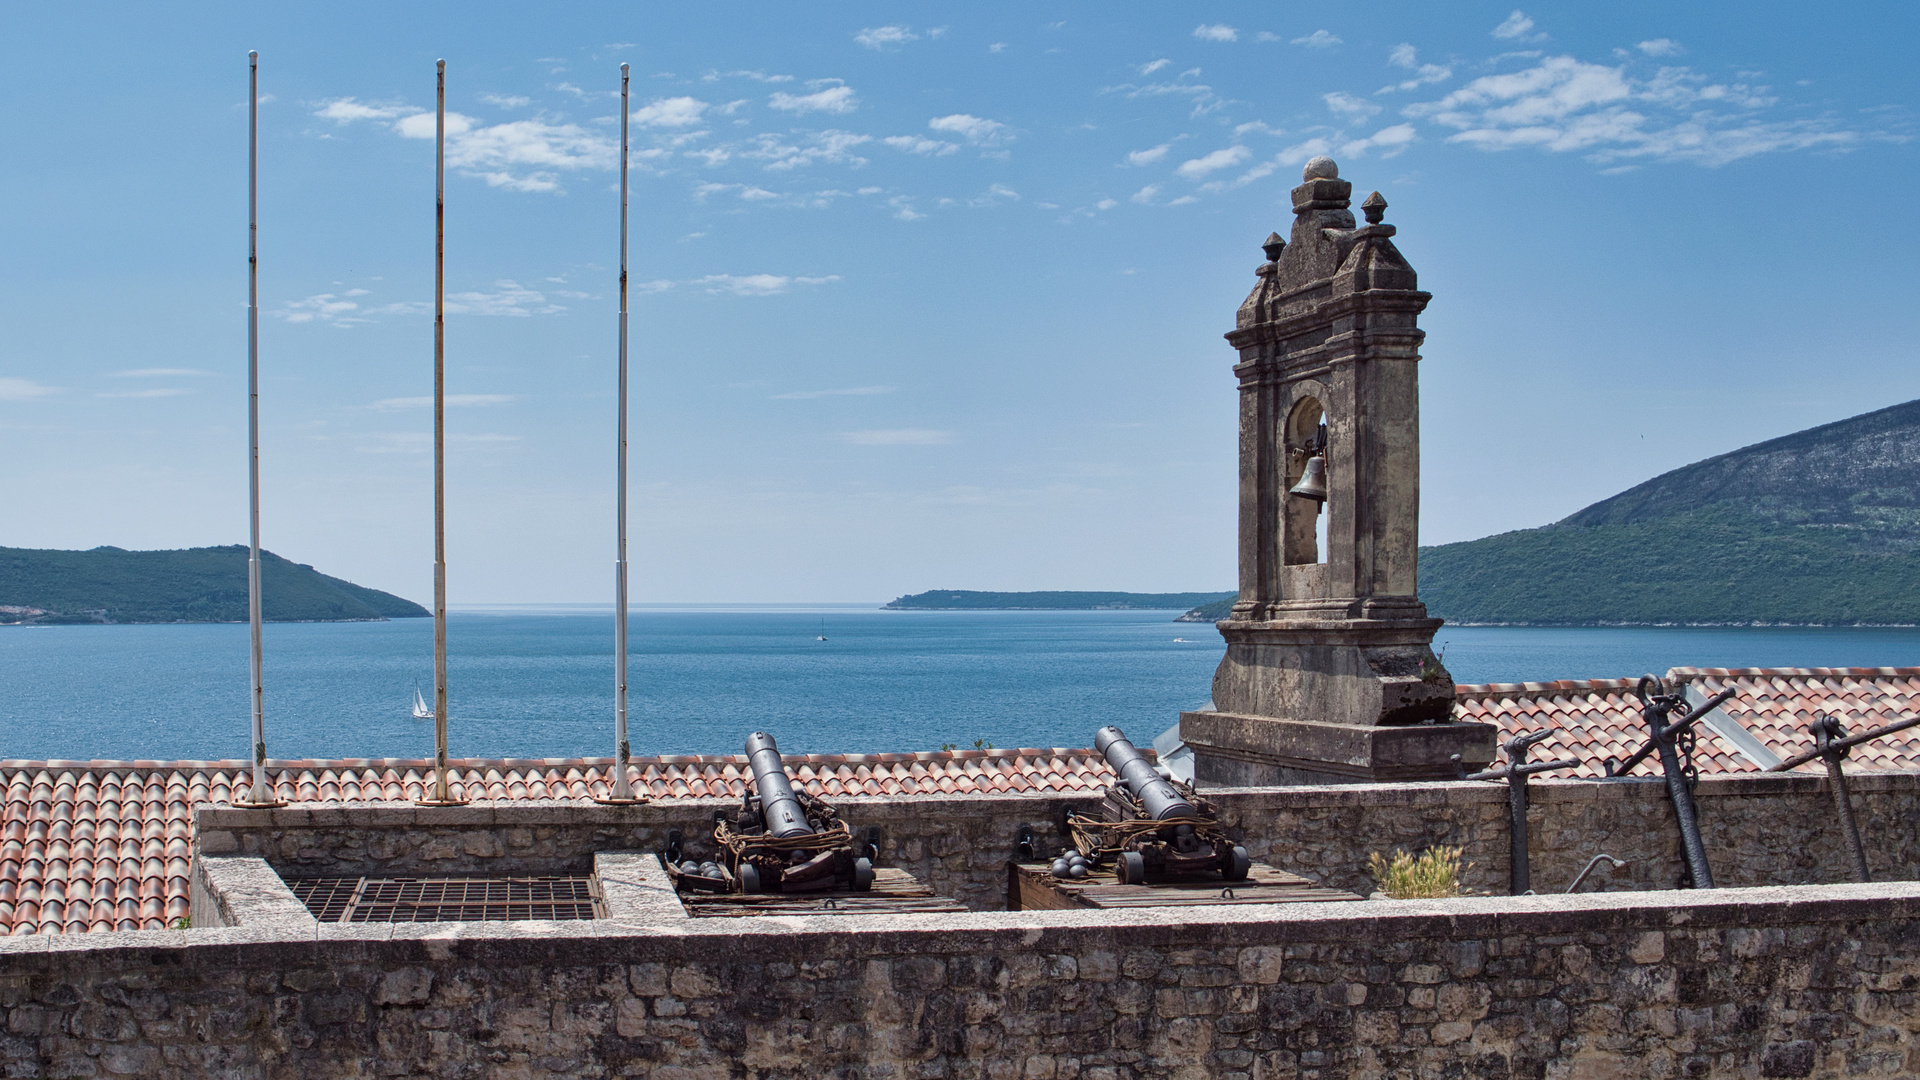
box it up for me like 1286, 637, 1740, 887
816, 617, 828, 642
412, 687, 433, 720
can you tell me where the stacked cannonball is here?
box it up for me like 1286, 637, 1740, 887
1049, 849, 1091, 879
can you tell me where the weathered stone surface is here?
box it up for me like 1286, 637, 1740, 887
1191, 156, 1484, 783
8, 882, 1920, 1079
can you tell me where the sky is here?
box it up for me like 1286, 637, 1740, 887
1, 2, 1914, 604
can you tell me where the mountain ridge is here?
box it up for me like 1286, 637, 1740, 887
1178, 398, 1920, 626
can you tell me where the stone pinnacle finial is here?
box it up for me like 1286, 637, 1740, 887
1361, 191, 1387, 225
1261, 232, 1286, 261
1302, 156, 1338, 181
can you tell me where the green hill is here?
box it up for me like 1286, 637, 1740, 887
0, 545, 428, 624
886, 590, 1234, 611
1419, 399, 1920, 625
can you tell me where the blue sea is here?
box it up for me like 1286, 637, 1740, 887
2, 607, 1917, 763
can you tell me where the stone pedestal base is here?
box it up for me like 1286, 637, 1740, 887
1181, 710, 1496, 786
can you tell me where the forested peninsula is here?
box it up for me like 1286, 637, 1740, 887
1178, 398, 1920, 626
0, 545, 428, 624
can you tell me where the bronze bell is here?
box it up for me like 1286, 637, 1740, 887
1289, 455, 1328, 503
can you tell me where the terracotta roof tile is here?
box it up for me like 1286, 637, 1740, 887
0, 747, 1118, 938
1454, 666, 1920, 779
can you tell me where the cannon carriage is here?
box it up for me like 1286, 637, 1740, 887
668, 732, 875, 895
1065, 726, 1251, 885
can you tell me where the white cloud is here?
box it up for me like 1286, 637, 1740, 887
480, 94, 531, 109
445, 281, 564, 316
1109, 71, 1222, 117
1323, 92, 1381, 122
989, 43, 1008, 53
113, 368, 211, 378
928, 114, 1008, 145
703, 70, 794, 83
885, 135, 959, 156
855, 26, 917, 50
770, 86, 858, 115
1095, 198, 1118, 210
369, 394, 515, 411
1130, 184, 1160, 204
394, 111, 475, 139
633, 96, 710, 127
888, 196, 924, 221
1168, 196, 1199, 206
842, 429, 951, 445
1492, 11, 1541, 40
1384, 44, 1453, 91
324, 98, 617, 192
1340, 124, 1418, 159
1176, 145, 1250, 179
1403, 55, 1892, 167
1193, 24, 1238, 43
0, 378, 59, 401
746, 130, 871, 170
1291, 30, 1342, 48
969, 184, 1021, 207
436, 120, 617, 192
1127, 143, 1172, 166
277, 292, 365, 325
314, 98, 413, 123
1140, 59, 1171, 75
96, 388, 187, 399
366, 281, 564, 318
695, 274, 841, 296
1637, 38, 1683, 57
771, 386, 894, 400
1234, 121, 1286, 137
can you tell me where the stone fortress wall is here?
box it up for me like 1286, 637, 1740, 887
0, 770, 1902, 1077
197, 769, 1920, 907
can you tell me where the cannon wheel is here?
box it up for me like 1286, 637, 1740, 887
852, 858, 875, 891
1117, 851, 1147, 885
1227, 845, 1251, 881
738, 863, 762, 894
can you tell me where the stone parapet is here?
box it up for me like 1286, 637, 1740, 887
11, 879, 1920, 1078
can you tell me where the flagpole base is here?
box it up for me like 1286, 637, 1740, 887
228, 798, 286, 810
592, 795, 650, 806
414, 795, 469, 807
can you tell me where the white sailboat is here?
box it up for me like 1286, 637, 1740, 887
412, 687, 433, 720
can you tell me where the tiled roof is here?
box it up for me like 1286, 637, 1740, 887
1452, 667, 1920, 779
10, 665, 1920, 939
0, 748, 1115, 937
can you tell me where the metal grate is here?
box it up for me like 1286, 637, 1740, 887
287, 876, 602, 923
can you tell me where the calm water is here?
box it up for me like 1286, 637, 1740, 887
1, 607, 1916, 763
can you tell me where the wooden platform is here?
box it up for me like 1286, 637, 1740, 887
675, 867, 969, 918
1007, 861, 1363, 911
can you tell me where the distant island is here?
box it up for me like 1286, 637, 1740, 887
0, 545, 429, 625
886, 590, 1234, 612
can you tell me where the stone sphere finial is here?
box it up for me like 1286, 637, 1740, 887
1302, 156, 1339, 181
1361, 191, 1387, 225
1261, 232, 1286, 261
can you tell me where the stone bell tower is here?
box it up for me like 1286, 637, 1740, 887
1181, 157, 1495, 785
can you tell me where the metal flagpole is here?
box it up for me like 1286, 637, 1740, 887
601, 63, 642, 804
239, 50, 279, 809
422, 59, 460, 806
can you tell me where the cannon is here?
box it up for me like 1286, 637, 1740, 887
667, 732, 875, 894
1065, 726, 1250, 885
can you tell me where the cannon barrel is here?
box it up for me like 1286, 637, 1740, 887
745, 732, 813, 838
1095, 726, 1197, 820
